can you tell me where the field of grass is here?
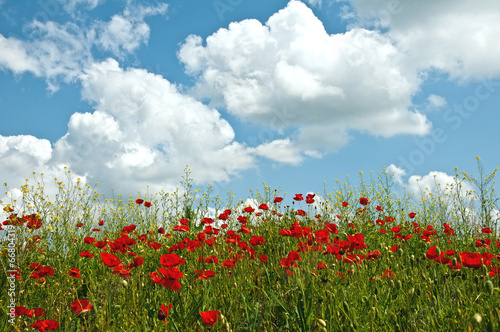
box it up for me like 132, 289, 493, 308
1, 162, 499, 331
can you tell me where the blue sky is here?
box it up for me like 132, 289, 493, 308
1, 0, 499, 207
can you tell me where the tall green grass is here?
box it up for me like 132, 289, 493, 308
1, 161, 499, 331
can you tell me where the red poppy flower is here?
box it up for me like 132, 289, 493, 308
293, 194, 304, 201
259, 203, 269, 210
157, 267, 184, 290
101, 252, 121, 267
274, 197, 283, 203
25, 214, 43, 230
160, 254, 186, 267
71, 299, 91, 314
314, 229, 330, 244
258, 254, 268, 262
243, 206, 255, 213
482, 227, 493, 234
195, 270, 216, 280
359, 197, 370, 206
30, 319, 59, 331
460, 252, 482, 269
29, 264, 54, 279
342, 201, 349, 207
200, 310, 220, 325
144, 201, 152, 207
202, 217, 214, 225
135, 199, 144, 205
408, 212, 416, 218
317, 262, 326, 269
391, 226, 402, 233
221, 259, 235, 268
249, 235, 266, 247
389, 244, 399, 252
295, 209, 306, 216
14, 306, 27, 316
79, 250, 94, 258
68, 268, 80, 278
122, 224, 137, 233
158, 303, 172, 322
26, 307, 45, 318
376, 205, 383, 211
76, 222, 83, 227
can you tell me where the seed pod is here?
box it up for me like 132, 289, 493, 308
485, 280, 494, 295
122, 280, 128, 287
317, 319, 327, 328
435, 246, 441, 257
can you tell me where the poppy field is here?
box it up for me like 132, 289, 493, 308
1, 164, 500, 331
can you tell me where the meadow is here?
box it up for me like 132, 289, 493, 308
1, 162, 499, 331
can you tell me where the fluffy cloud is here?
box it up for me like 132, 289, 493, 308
386, 164, 405, 185
407, 171, 475, 202
95, 3, 168, 58
0, 35, 40, 75
178, 0, 431, 161
342, 0, 500, 80
0, 59, 256, 198
50, 59, 256, 194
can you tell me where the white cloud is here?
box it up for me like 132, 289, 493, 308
0, 3, 167, 90
254, 139, 304, 165
95, 3, 168, 58
63, 0, 103, 13
179, 0, 431, 162
304, 0, 322, 8
0, 135, 52, 169
343, 0, 500, 81
0, 58, 258, 200
0, 35, 40, 75
386, 164, 405, 185
407, 171, 474, 202
427, 94, 447, 110
49, 59, 256, 194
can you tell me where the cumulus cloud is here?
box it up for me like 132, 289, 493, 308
1, 58, 258, 199
178, 0, 431, 162
342, 0, 500, 81
386, 164, 405, 185
407, 171, 475, 202
95, 3, 168, 58
0, 35, 41, 75
50, 59, 256, 194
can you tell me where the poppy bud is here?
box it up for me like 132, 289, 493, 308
435, 246, 441, 258
473, 313, 482, 323
317, 319, 327, 328
122, 280, 128, 287
485, 280, 494, 295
